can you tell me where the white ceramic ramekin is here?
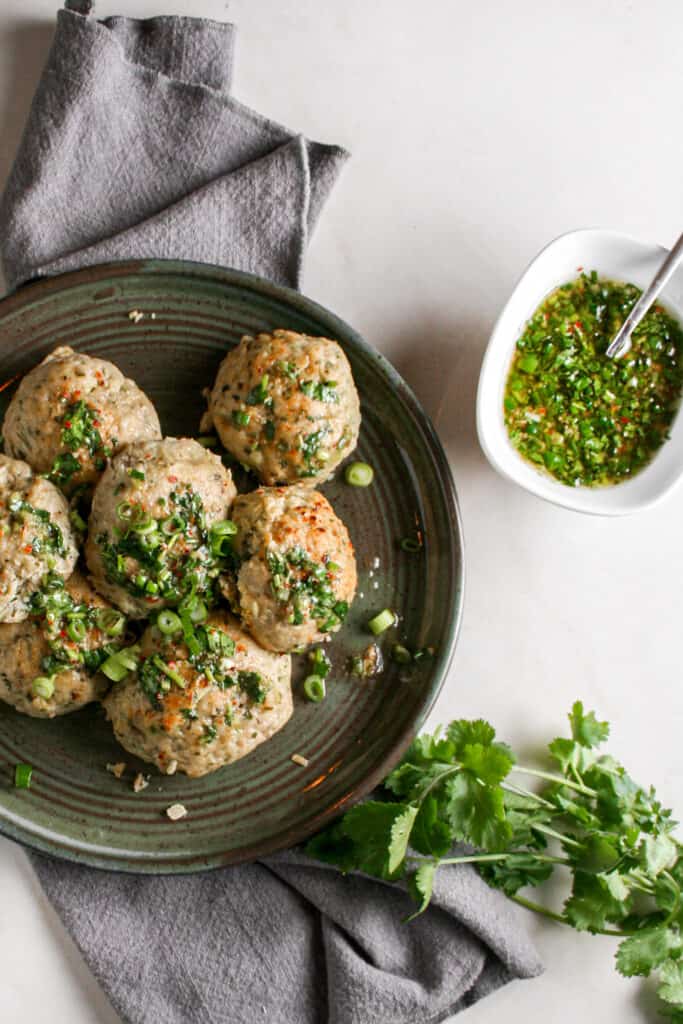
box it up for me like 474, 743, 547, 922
476, 228, 683, 515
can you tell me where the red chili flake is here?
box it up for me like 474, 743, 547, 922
64, 421, 72, 429
621, 416, 629, 424
574, 321, 583, 330
576, 265, 584, 272
23, 544, 32, 554
168, 475, 178, 483
93, 420, 100, 427
60, 629, 67, 638
168, 661, 177, 669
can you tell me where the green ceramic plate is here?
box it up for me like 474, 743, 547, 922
0, 260, 463, 873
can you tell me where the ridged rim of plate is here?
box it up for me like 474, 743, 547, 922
0, 260, 464, 873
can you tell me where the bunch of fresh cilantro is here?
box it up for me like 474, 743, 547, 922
307, 702, 683, 1019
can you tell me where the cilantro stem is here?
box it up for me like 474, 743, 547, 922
501, 781, 556, 810
509, 894, 633, 936
530, 822, 584, 850
511, 765, 596, 797
412, 853, 509, 867
662, 871, 681, 926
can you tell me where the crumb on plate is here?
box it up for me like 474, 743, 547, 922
166, 803, 188, 822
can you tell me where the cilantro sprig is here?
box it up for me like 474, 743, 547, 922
307, 702, 683, 1016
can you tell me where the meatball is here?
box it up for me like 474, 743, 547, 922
86, 438, 236, 618
3, 346, 162, 493
204, 330, 361, 485
104, 609, 292, 777
231, 485, 356, 653
0, 570, 127, 718
0, 456, 78, 622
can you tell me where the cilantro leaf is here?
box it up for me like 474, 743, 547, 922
406, 861, 437, 919
641, 834, 678, 877
305, 820, 358, 872
384, 760, 455, 801
564, 871, 630, 932
342, 801, 416, 879
387, 805, 419, 874
459, 742, 514, 785
479, 852, 553, 896
444, 773, 512, 851
658, 960, 683, 1006
447, 719, 496, 752
615, 927, 680, 977
569, 701, 609, 748
547, 737, 598, 775
410, 794, 455, 857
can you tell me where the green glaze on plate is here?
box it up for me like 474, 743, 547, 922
0, 261, 464, 873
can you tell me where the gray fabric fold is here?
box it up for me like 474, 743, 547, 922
31, 847, 541, 1024
0, 7, 348, 290
0, 6, 542, 1023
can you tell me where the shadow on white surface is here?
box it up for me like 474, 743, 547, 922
388, 316, 492, 479
0, 21, 55, 193
0, 837, 122, 1024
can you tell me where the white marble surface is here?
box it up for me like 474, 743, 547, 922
0, 1, 682, 1021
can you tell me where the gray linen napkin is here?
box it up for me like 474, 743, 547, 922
0, 5, 542, 1023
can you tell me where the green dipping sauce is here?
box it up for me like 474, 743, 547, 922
504, 271, 683, 487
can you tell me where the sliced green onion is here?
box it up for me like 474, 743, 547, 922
391, 644, 412, 665
211, 519, 238, 537
153, 656, 187, 689
95, 607, 126, 636
14, 764, 33, 789
157, 609, 182, 635
413, 646, 435, 662
100, 653, 130, 682
129, 468, 146, 481
187, 598, 205, 622
400, 536, 422, 553
344, 461, 374, 487
130, 517, 157, 535
367, 608, 396, 635
70, 509, 87, 532
308, 648, 332, 678
31, 676, 55, 699
116, 501, 134, 520
66, 618, 87, 643
232, 410, 250, 427
303, 675, 326, 702
117, 646, 141, 671
161, 515, 184, 535
197, 436, 219, 448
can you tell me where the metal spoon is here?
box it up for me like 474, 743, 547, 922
606, 230, 683, 359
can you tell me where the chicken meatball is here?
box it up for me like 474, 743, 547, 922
204, 330, 361, 485
86, 438, 236, 618
0, 455, 78, 622
231, 485, 356, 653
3, 346, 162, 493
104, 609, 292, 777
0, 570, 128, 718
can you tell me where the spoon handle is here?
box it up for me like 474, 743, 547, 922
606, 231, 683, 359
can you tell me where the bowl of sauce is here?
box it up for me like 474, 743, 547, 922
477, 229, 683, 515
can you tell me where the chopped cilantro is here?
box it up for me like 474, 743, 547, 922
246, 374, 270, 405
300, 380, 339, 403
266, 547, 347, 633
